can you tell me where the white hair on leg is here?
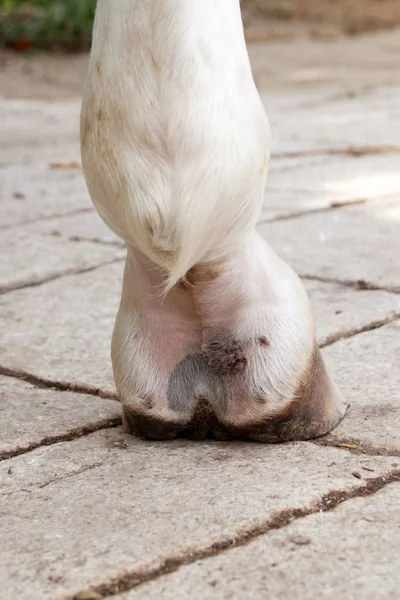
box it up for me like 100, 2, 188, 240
80, 0, 270, 293
80, 0, 346, 441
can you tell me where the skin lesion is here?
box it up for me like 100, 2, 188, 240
202, 338, 248, 377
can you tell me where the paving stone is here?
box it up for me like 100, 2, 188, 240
250, 30, 400, 96
45, 210, 122, 246
0, 377, 120, 458
0, 212, 124, 292
0, 98, 81, 163
0, 98, 94, 229
322, 320, 400, 452
0, 160, 91, 228
0, 431, 396, 599
0, 262, 122, 395
119, 483, 400, 600
304, 280, 399, 346
267, 154, 400, 199
260, 188, 356, 221
262, 92, 400, 215
258, 196, 400, 291
264, 86, 400, 155
1, 261, 398, 396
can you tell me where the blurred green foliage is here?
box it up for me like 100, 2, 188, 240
0, 0, 96, 51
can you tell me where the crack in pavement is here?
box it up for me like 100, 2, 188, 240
0, 366, 118, 401
0, 257, 125, 296
272, 144, 400, 160
68, 235, 125, 248
320, 313, 400, 348
1, 462, 106, 496
38, 461, 105, 489
311, 436, 400, 458
68, 468, 400, 600
0, 207, 95, 232
258, 197, 368, 224
259, 190, 399, 225
299, 273, 400, 295
0, 418, 121, 462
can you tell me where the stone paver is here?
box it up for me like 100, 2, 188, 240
0, 98, 80, 163
0, 263, 398, 396
0, 161, 91, 228
250, 29, 400, 95
0, 431, 396, 600
0, 377, 120, 459
0, 212, 124, 292
267, 154, 400, 199
258, 196, 400, 291
264, 86, 400, 154
322, 320, 400, 452
118, 483, 400, 600
260, 188, 360, 221
0, 262, 122, 395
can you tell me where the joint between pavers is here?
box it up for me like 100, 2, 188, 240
272, 144, 400, 160
258, 198, 368, 225
0, 207, 96, 232
67, 235, 125, 249
0, 417, 122, 463
68, 468, 400, 600
299, 273, 400, 295
0, 366, 119, 402
320, 313, 400, 348
0, 257, 125, 296
310, 436, 400, 458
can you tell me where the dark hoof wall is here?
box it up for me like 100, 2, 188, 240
122, 347, 347, 443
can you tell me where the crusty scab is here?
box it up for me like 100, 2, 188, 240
203, 338, 248, 376
122, 343, 348, 443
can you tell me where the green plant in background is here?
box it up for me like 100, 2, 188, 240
0, 0, 96, 51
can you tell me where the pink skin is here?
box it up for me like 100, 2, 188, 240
112, 231, 347, 441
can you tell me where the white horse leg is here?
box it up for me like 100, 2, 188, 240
81, 0, 347, 441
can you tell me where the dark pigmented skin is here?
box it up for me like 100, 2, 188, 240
122, 343, 347, 443
203, 339, 248, 376
167, 354, 227, 413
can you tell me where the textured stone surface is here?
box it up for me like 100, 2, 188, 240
0, 376, 120, 458
0, 98, 81, 163
0, 263, 398, 395
0, 160, 91, 228
267, 154, 400, 199
0, 432, 396, 600
322, 320, 400, 452
119, 483, 400, 600
264, 85, 400, 154
0, 212, 124, 292
305, 280, 399, 346
0, 262, 122, 395
258, 196, 400, 291
260, 188, 360, 221
250, 29, 400, 95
